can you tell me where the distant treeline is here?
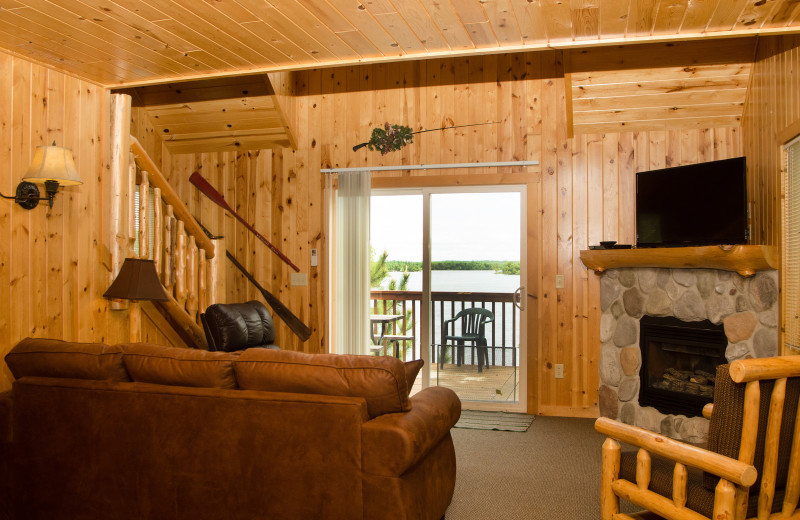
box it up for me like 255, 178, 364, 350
386, 260, 520, 275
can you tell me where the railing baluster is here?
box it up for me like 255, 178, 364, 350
153, 188, 163, 274
138, 172, 149, 259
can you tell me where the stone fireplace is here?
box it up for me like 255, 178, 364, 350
598, 267, 778, 443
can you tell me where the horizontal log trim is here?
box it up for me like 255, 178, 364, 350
595, 418, 757, 486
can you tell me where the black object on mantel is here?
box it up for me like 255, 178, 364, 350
589, 243, 634, 250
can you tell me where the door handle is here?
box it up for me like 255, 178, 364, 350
513, 286, 525, 311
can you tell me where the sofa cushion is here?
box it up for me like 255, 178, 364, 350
120, 343, 239, 389
5, 338, 129, 382
234, 349, 411, 418
404, 359, 424, 394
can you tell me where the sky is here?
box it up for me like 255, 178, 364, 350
369, 192, 521, 262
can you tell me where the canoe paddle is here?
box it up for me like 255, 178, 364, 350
189, 171, 300, 272
226, 251, 312, 342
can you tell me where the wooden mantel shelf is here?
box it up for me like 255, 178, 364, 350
579, 245, 778, 277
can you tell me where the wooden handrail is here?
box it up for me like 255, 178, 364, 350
129, 137, 215, 259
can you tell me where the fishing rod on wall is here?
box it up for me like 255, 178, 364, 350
352, 121, 499, 154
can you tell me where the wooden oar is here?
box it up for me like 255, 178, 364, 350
226, 251, 312, 342
189, 171, 300, 272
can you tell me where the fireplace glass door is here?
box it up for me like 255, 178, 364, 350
639, 316, 727, 417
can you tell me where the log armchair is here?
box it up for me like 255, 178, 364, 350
595, 356, 800, 520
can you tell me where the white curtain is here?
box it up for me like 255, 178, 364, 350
333, 170, 371, 355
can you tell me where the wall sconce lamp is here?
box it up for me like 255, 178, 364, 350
0, 144, 83, 209
103, 258, 169, 342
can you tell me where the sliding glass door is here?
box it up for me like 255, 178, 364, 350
370, 186, 526, 411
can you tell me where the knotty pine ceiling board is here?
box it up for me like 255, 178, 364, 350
0, 0, 797, 87
120, 75, 294, 153
569, 38, 756, 133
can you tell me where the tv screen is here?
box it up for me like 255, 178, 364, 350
636, 157, 748, 248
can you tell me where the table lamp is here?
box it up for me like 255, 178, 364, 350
103, 258, 169, 342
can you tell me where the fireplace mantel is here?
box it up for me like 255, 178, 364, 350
580, 245, 777, 277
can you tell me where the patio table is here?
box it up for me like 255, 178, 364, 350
370, 314, 403, 357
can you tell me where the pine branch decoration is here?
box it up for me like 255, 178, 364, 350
367, 123, 414, 155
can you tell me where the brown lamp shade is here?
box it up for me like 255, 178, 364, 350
103, 258, 169, 302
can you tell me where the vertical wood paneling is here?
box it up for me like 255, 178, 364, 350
743, 35, 800, 355
0, 51, 112, 392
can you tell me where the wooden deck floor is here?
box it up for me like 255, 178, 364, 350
410, 364, 519, 403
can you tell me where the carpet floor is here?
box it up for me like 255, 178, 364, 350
446, 415, 639, 520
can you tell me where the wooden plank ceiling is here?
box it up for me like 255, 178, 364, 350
568, 38, 756, 134
0, 0, 797, 148
119, 75, 298, 153
0, 0, 796, 87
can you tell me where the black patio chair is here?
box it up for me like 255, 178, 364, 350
440, 307, 494, 373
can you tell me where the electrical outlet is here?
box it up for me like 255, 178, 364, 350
555, 274, 565, 289
554, 364, 564, 379
290, 273, 307, 287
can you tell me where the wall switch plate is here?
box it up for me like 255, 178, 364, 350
311, 248, 318, 267
290, 273, 307, 287
554, 364, 564, 378
555, 274, 565, 289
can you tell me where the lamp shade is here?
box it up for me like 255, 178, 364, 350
22, 145, 82, 186
103, 258, 169, 302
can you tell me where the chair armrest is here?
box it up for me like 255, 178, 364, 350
595, 417, 756, 487
362, 386, 461, 476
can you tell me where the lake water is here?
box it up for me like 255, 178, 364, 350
376, 270, 522, 368
381, 270, 521, 293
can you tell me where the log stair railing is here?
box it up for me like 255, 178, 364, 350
130, 137, 224, 348
107, 93, 223, 349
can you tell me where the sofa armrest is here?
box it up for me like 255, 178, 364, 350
362, 386, 460, 476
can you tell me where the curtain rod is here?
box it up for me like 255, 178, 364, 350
321, 160, 539, 173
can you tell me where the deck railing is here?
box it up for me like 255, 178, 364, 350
370, 290, 520, 367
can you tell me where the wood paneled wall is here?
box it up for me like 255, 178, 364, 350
137, 51, 744, 415
0, 52, 126, 392
743, 35, 800, 249
742, 34, 800, 355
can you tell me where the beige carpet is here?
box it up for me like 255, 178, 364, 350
446, 416, 639, 520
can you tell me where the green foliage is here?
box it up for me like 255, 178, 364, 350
498, 261, 520, 275
384, 260, 521, 274
367, 123, 414, 155
370, 248, 389, 288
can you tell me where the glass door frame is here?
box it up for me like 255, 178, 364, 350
372, 185, 527, 412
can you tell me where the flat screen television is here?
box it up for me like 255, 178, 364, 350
636, 157, 748, 248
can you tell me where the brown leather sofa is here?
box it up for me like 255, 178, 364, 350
0, 338, 460, 520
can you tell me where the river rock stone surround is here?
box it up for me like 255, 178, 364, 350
598, 268, 779, 443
